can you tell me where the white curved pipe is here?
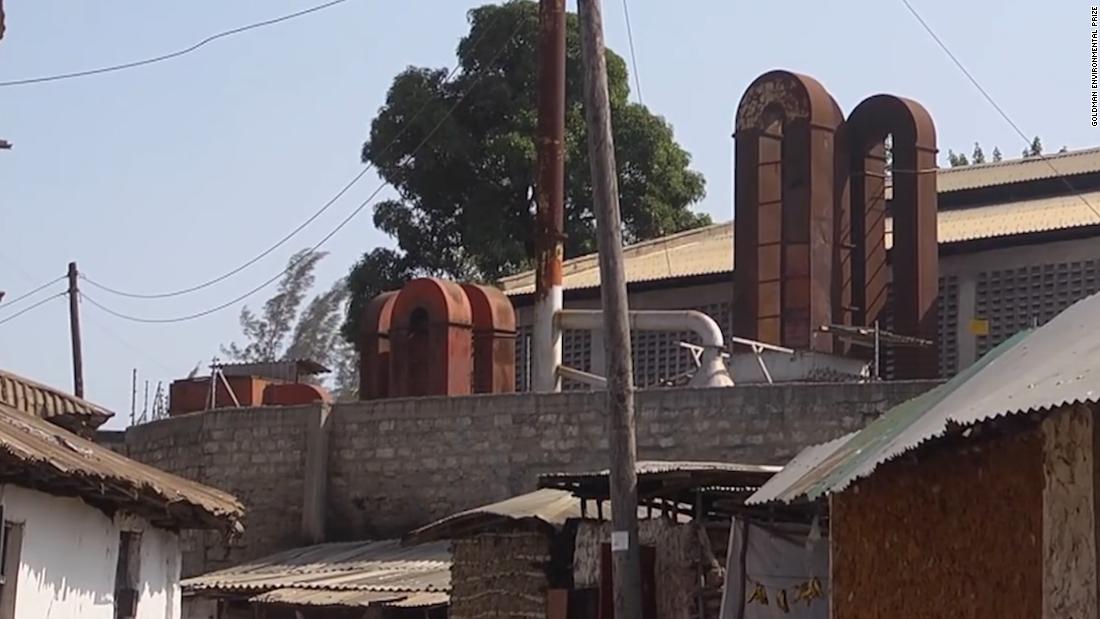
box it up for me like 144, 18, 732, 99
558, 309, 734, 388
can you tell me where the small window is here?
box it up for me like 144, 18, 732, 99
0, 519, 24, 619
114, 531, 142, 619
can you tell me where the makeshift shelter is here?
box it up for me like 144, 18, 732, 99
409, 460, 779, 619
747, 289, 1100, 618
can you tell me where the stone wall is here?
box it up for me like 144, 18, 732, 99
121, 405, 316, 576
326, 382, 934, 538
116, 381, 936, 575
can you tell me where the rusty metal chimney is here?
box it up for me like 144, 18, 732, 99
532, 0, 566, 393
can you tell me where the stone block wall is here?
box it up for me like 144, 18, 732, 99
122, 405, 316, 575
325, 381, 934, 538
115, 381, 936, 575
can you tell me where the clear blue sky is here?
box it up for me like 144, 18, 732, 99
0, 0, 1087, 426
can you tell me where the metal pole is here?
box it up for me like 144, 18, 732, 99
130, 369, 137, 426
873, 320, 881, 380
577, 0, 642, 616
67, 262, 84, 398
533, 0, 566, 393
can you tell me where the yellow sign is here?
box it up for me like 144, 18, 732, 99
746, 577, 825, 613
969, 318, 990, 336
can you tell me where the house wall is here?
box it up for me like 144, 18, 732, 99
0, 484, 181, 619
1040, 404, 1098, 618
114, 382, 935, 576
830, 428, 1044, 619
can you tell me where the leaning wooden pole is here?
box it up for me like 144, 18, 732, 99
577, 0, 643, 615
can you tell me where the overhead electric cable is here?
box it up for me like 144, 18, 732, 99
0, 0, 351, 87
82, 17, 525, 324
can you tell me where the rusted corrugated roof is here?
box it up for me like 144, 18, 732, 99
0, 399, 242, 530
184, 540, 450, 609
539, 460, 780, 487
748, 288, 1100, 505
498, 186, 1100, 296
0, 368, 113, 427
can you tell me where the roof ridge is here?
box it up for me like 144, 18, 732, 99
937, 145, 1100, 174
498, 221, 731, 284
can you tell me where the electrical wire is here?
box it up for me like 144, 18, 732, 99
0, 0, 351, 88
81, 18, 526, 325
0, 275, 64, 311
0, 293, 65, 326
81, 9, 499, 301
899, 0, 1100, 223
621, 0, 644, 104
81, 301, 178, 373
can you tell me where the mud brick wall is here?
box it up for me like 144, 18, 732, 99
122, 405, 316, 576
831, 428, 1043, 619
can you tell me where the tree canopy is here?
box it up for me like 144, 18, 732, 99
341, 0, 709, 346
223, 249, 357, 399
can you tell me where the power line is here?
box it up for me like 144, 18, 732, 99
898, 0, 1100, 223
621, 0, 643, 104
82, 18, 526, 325
82, 10, 499, 301
0, 0, 351, 88
81, 303, 178, 373
0, 275, 64, 311
0, 293, 65, 326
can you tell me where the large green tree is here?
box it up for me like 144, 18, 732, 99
342, 0, 708, 345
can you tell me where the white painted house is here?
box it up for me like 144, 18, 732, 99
0, 371, 244, 619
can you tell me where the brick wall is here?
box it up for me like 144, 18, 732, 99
117, 382, 936, 575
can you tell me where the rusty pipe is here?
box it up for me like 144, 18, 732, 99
533, 0, 566, 392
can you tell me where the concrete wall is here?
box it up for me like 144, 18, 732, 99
1, 484, 181, 619
116, 382, 935, 575
830, 428, 1044, 619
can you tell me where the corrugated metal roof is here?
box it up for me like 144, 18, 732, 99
184, 539, 450, 601
249, 588, 404, 608
404, 489, 582, 545
247, 588, 451, 609
498, 189, 1100, 296
0, 399, 242, 530
935, 147, 1100, 193
539, 460, 781, 483
0, 368, 113, 426
745, 288, 1100, 505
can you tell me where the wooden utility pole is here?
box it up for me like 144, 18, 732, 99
577, 0, 642, 616
67, 262, 84, 398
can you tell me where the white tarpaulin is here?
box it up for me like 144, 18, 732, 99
719, 518, 828, 619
